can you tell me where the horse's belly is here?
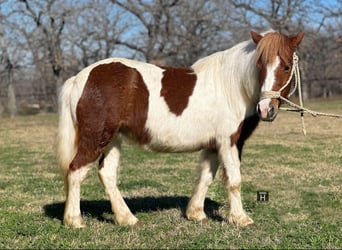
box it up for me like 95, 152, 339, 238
144, 122, 216, 152
146, 137, 211, 153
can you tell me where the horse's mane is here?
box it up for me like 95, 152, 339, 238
255, 31, 293, 65
189, 30, 294, 106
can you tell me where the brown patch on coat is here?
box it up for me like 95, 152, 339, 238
229, 184, 241, 193
223, 114, 260, 185
69, 62, 150, 171
222, 167, 229, 185
159, 66, 197, 116
230, 122, 244, 147
237, 114, 260, 159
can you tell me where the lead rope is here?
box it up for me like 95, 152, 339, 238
292, 54, 306, 135
260, 52, 342, 136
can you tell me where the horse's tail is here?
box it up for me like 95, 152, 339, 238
56, 76, 78, 181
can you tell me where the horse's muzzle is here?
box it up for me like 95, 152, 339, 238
257, 99, 279, 122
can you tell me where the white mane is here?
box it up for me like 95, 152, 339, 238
191, 38, 260, 117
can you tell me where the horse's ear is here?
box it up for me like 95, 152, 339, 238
250, 31, 263, 45
290, 32, 304, 49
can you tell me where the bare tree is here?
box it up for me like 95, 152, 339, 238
17, 0, 68, 110
227, 0, 309, 34
0, 5, 16, 117
64, 0, 128, 71
111, 0, 231, 66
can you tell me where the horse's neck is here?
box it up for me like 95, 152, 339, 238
192, 41, 260, 116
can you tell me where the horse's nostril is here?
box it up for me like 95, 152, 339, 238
268, 104, 274, 117
269, 104, 274, 112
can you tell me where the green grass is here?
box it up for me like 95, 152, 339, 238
0, 99, 341, 249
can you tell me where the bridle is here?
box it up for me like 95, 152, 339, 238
259, 52, 299, 101
258, 52, 342, 135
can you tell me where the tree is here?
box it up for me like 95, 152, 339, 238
17, 0, 68, 110
64, 0, 128, 71
0, 4, 16, 117
111, 0, 231, 66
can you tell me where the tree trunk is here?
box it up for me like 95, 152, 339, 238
0, 20, 17, 117
54, 75, 64, 112
0, 101, 4, 118
7, 82, 17, 118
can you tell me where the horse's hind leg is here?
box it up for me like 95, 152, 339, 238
64, 125, 115, 228
63, 134, 102, 228
64, 165, 91, 228
98, 137, 139, 226
186, 149, 219, 222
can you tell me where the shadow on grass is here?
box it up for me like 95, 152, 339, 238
43, 196, 223, 224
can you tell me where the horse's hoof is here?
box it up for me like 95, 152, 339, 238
186, 207, 207, 223
64, 215, 86, 229
228, 213, 254, 227
115, 214, 139, 226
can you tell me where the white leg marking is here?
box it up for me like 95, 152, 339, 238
64, 166, 91, 228
98, 139, 139, 226
186, 149, 219, 222
220, 144, 254, 227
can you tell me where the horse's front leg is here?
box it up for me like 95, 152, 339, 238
220, 144, 254, 227
186, 149, 219, 222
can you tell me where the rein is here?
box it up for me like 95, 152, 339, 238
260, 52, 342, 135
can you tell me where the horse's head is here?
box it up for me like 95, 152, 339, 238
251, 31, 304, 121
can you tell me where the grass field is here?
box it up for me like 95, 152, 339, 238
0, 99, 341, 249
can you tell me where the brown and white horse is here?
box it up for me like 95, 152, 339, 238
57, 30, 304, 228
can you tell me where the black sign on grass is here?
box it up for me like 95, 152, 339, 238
257, 191, 269, 202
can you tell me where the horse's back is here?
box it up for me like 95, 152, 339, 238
65, 57, 223, 152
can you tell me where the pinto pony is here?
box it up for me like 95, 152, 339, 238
57, 30, 304, 228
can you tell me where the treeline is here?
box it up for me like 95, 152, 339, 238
0, 0, 341, 116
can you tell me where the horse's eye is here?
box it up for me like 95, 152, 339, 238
284, 66, 290, 72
